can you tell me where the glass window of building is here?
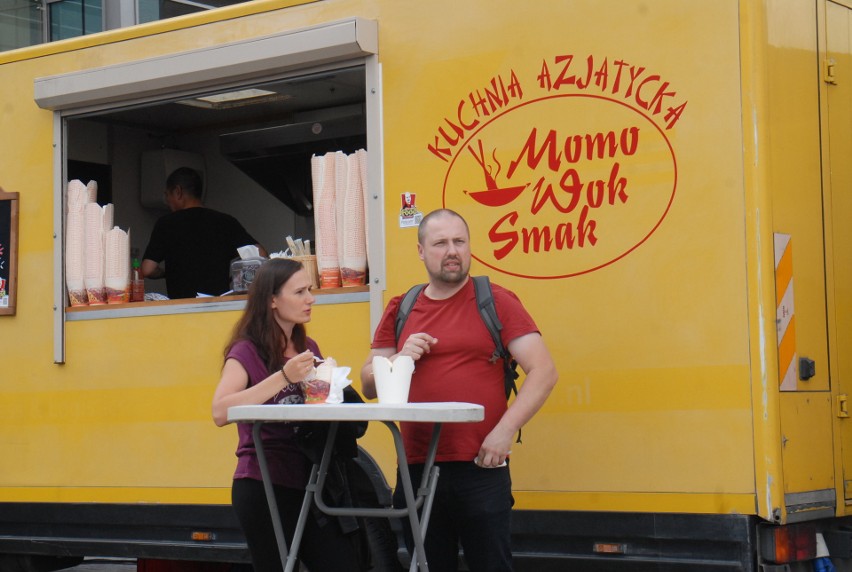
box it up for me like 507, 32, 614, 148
0, 0, 44, 51
138, 0, 254, 24
49, 0, 102, 41
0, 1, 258, 52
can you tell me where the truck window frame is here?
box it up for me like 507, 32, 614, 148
33, 18, 386, 363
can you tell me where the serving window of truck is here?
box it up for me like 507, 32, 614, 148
33, 18, 385, 363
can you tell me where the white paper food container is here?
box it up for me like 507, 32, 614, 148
373, 355, 414, 404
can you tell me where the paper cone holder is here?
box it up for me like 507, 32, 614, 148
293, 255, 320, 289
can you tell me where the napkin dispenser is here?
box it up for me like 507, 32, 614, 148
230, 257, 266, 293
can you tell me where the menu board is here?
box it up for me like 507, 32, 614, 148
0, 190, 18, 315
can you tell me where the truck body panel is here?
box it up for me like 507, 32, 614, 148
0, 0, 850, 568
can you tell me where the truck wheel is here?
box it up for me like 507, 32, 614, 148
350, 448, 404, 571
0, 555, 84, 572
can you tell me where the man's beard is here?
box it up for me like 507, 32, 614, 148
435, 257, 468, 284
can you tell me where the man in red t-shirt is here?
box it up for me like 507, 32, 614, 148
360, 209, 558, 571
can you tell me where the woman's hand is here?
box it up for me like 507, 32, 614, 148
212, 350, 315, 426
283, 349, 316, 383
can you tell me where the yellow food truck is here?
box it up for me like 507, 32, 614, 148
1, 0, 851, 570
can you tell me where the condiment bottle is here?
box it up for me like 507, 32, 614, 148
130, 257, 145, 302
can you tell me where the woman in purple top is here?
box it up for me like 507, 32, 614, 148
212, 258, 360, 572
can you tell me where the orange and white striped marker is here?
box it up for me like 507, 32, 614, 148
774, 233, 797, 391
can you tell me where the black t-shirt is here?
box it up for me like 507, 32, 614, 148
143, 207, 258, 299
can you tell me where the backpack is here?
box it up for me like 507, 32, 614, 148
394, 275, 521, 407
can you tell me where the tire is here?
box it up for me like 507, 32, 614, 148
0, 555, 84, 572
348, 449, 404, 572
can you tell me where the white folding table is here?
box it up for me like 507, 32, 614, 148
227, 402, 484, 572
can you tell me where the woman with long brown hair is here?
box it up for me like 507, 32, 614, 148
212, 258, 360, 572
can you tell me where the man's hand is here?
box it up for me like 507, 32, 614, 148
476, 424, 515, 468
398, 332, 438, 362
361, 333, 437, 400
141, 258, 165, 279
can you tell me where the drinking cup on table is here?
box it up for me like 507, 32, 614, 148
301, 379, 331, 403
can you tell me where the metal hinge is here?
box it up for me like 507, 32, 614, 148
825, 58, 837, 85
837, 394, 849, 418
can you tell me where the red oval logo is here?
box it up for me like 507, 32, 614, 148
443, 94, 677, 279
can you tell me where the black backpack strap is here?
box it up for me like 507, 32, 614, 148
472, 276, 505, 364
473, 276, 522, 443
472, 276, 520, 402
394, 283, 426, 345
